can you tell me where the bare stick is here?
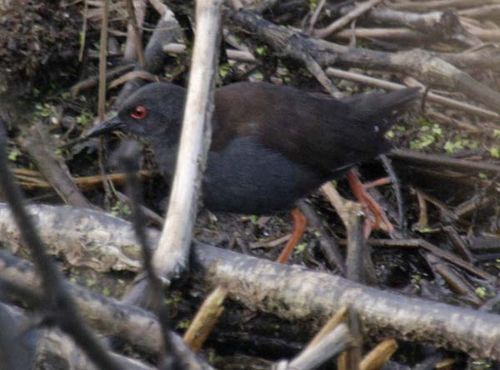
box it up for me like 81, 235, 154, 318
119, 141, 181, 368
282, 324, 353, 370
360, 338, 398, 370
390, 149, 500, 175
183, 286, 228, 352
20, 124, 93, 209
124, 0, 146, 65
342, 204, 366, 370
314, 0, 384, 39
325, 68, 499, 120
306, 0, 326, 34
349, 6, 481, 47
307, 306, 348, 348
153, 0, 223, 280
97, 0, 109, 121
297, 199, 346, 274
390, 0, 500, 12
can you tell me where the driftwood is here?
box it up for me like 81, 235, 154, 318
0, 203, 498, 360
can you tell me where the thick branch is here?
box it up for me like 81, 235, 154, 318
0, 203, 499, 360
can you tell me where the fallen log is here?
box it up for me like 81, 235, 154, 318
0, 203, 498, 360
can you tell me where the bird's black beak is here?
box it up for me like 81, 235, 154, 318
85, 116, 124, 138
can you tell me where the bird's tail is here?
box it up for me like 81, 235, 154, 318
343, 87, 420, 133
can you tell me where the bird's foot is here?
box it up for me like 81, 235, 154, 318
346, 169, 394, 238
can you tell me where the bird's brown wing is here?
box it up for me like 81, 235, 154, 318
213, 82, 418, 175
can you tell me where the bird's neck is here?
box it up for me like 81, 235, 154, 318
148, 134, 179, 180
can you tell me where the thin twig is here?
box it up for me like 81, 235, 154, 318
183, 286, 227, 352
314, 0, 384, 39
390, 149, 500, 175
97, 0, 109, 121
119, 141, 180, 369
125, 0, 146, 66
307, 306, 348, 348
360, 339, 398, 370
325, 67, 499, 120
306, 0, 326, 34
285, 324, 353, 370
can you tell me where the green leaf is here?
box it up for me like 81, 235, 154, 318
489, 147, 500, 158
475, 286, 487, 299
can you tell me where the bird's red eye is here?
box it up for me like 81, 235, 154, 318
130, 105, 147, 120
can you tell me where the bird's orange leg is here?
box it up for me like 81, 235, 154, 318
276, 208, 307, 264
346, 169, 394, 237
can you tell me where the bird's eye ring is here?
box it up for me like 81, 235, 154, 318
130, 105, 147, 120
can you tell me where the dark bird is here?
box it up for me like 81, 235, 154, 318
87, 82, 419, 262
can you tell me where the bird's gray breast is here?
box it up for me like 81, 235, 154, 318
202, 137, 326, 214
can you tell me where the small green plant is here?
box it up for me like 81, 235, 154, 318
111, 201, 131, 217
76, 109, 94, 126
176, 320, 191, 330
470, 359, 492, 370
101, 286, 111, 297
489, 147, 500, 158
8, 147, 21, 162
294, 242, 307, 255
255, 45, 268, 56
385, 124, 407, 140
34, 102, 57, 119
443, 135, 479, 154
475, 286, 487, 299
219, 63, 231, 79
410, 120, 442, 150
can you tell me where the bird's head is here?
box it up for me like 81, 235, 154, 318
86, 82, 186, 142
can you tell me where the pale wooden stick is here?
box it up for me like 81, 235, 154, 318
360, 339, 398, 370
152, 0, 223, 280
282, 324, 353, 370
314, 0, 384, 39
320, 182, 351, 226
183, 286, 228, 352
307, 306, 348, 348
97, 0, 109, 121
